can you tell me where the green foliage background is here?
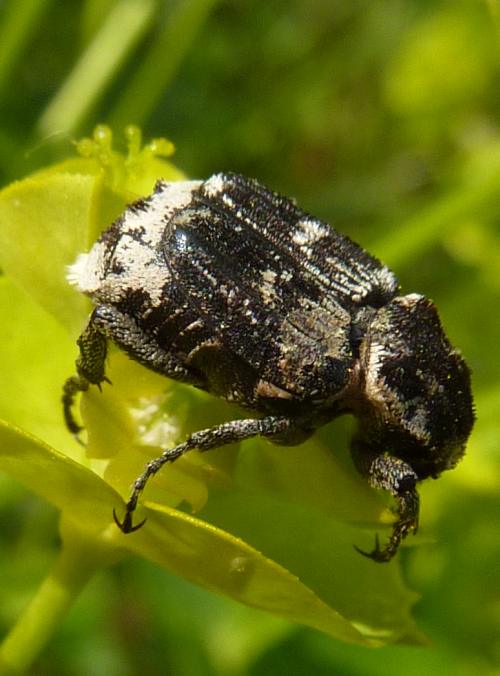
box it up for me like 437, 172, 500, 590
0, 0, 499, 674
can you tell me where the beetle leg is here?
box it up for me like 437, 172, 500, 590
90, 305, 205, 386
114, 415, 293, 533
63, 304, 208, 437
62, 310, 108, 438
354, 452, 420, 562
62, 375, 89, 437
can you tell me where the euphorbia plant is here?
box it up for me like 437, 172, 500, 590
0, 126, 422, 673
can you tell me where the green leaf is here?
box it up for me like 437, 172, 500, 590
122, 501, 378, 645
199, 490, 422, 645
0, 276, 79, 454
0, 420, 117, 534
0, 171, 100, 334
0, 420, 411, 645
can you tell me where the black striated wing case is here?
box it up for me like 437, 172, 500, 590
160, 173, 398, 403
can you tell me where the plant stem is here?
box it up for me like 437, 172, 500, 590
0, 535, 109, 675
109, 0, 220, 130
37, 0, 155, 137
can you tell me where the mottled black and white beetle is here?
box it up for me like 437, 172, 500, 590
63, 172, 474, 562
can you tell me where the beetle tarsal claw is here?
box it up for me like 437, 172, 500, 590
72, 430, 86, 447
355, 529, 407, 564
113, 508, 147, 534
354, 486, 420, 562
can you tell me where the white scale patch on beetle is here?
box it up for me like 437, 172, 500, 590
203, 173, 225, 198
68, 180, 201, 303
292, 218, 330, 246
63, 171, 474, 563
123, 180, 201, 246
364, 338, 431, 443
67, 244, 107, 294
259, 269, 278, 305
107, 236, 168, 306
377, 266, 399, 294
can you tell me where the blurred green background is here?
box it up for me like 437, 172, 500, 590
1, 0, 499, 674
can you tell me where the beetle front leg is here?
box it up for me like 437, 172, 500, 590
352, 447, 420, 562
62, 310, 108, 436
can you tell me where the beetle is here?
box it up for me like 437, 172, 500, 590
63, 172, 474, 562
